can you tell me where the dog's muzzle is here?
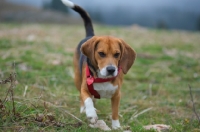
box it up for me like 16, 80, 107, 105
99, 65, 118, 77
106, 66, 116, 75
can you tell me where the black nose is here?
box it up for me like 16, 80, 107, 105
106, 66, 116, 74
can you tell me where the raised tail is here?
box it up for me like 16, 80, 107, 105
61, 0, 94, 37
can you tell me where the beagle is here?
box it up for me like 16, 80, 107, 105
61, 0, 136, 129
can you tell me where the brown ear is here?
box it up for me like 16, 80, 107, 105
81, 36, 99, 66
119, 39, 136, 74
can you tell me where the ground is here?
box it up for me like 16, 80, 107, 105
0, 23, 200, 131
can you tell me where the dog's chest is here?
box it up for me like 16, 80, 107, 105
93, 82, 118, 98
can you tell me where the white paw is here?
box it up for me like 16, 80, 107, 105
84, 98, 98, 124
87, 116, 98, 124
80, 106, 85, 113
112, 120, 121, 129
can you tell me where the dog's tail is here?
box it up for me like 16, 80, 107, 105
61, 0, 94, 37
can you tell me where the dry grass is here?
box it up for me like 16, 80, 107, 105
0, 23, 200, 131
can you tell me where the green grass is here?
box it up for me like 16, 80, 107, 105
0, 23, 200, 131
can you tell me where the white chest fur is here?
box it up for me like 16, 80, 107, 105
93, 82, 118, 98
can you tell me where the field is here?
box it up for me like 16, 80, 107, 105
0, 23, 200, 131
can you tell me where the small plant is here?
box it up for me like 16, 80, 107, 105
0, 71, 17, 117
0, 65, 82, 131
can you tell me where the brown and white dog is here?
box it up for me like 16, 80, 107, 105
61, 0, 136, 129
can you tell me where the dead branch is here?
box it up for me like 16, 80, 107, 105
3, 88, 10, 103
0, 63, 17, 116
189, 84, 200, 124
10, 72, 16, 115
64, 110, 84, 124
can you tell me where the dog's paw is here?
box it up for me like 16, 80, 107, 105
84, 97, 98, 124
85, 104, 98, 124
85, 108, 98, 124
86, 107, 98, 124
88, 116, 98, 124
112, 120, 121, 130
80, 106, 85, 113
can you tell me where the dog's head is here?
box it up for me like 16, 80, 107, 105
81, 36, 136, 78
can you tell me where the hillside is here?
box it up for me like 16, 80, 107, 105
0, 1, 81, 24
0, 22, 200, 131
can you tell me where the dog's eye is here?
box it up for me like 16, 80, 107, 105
98, 52, 106, 57
114, 53, 120, 58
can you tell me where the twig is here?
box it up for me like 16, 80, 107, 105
64, 110, 85, 123
10, 72, 16, 115
3, 88, 11, 103
40, 100, 85, 124
23, 85, 28, 97
133, 107, 153, 118
1, 62, 17, 116
188, 85, 200, 124
2, 73, 16, 103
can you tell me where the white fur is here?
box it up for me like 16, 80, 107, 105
80, 106, 85, 113
93, 82, 118, 98
61, 0, 75, 8
112, 119, 121, 129
89, 120, 111, 131
84, 97, 98, 123
98, 66, 118, 78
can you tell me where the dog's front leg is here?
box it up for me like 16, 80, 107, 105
111, 93, 121, 129
81, 87, 98, 124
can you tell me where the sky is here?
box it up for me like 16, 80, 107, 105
5, 0, 200, 13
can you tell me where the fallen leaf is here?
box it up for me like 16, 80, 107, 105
144, 124, 171, 132
89, 120, 111, 131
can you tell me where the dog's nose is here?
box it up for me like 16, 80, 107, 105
106, 66, 116, 74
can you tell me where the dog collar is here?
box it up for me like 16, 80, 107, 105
86, 64, 121, 99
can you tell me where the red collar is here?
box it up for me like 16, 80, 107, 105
86, 65, 121, 99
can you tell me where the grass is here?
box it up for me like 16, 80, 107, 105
0, 23, 200, 131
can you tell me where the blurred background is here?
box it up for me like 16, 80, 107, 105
1, 0, 200, 31
0, 1, 200, 131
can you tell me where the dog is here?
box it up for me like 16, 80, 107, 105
61, 0, 136, 129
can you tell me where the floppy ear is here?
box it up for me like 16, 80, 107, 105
81, 36, 99, 67
119, 39, 136, 74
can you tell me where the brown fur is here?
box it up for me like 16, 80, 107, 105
73, 36, 136, 121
